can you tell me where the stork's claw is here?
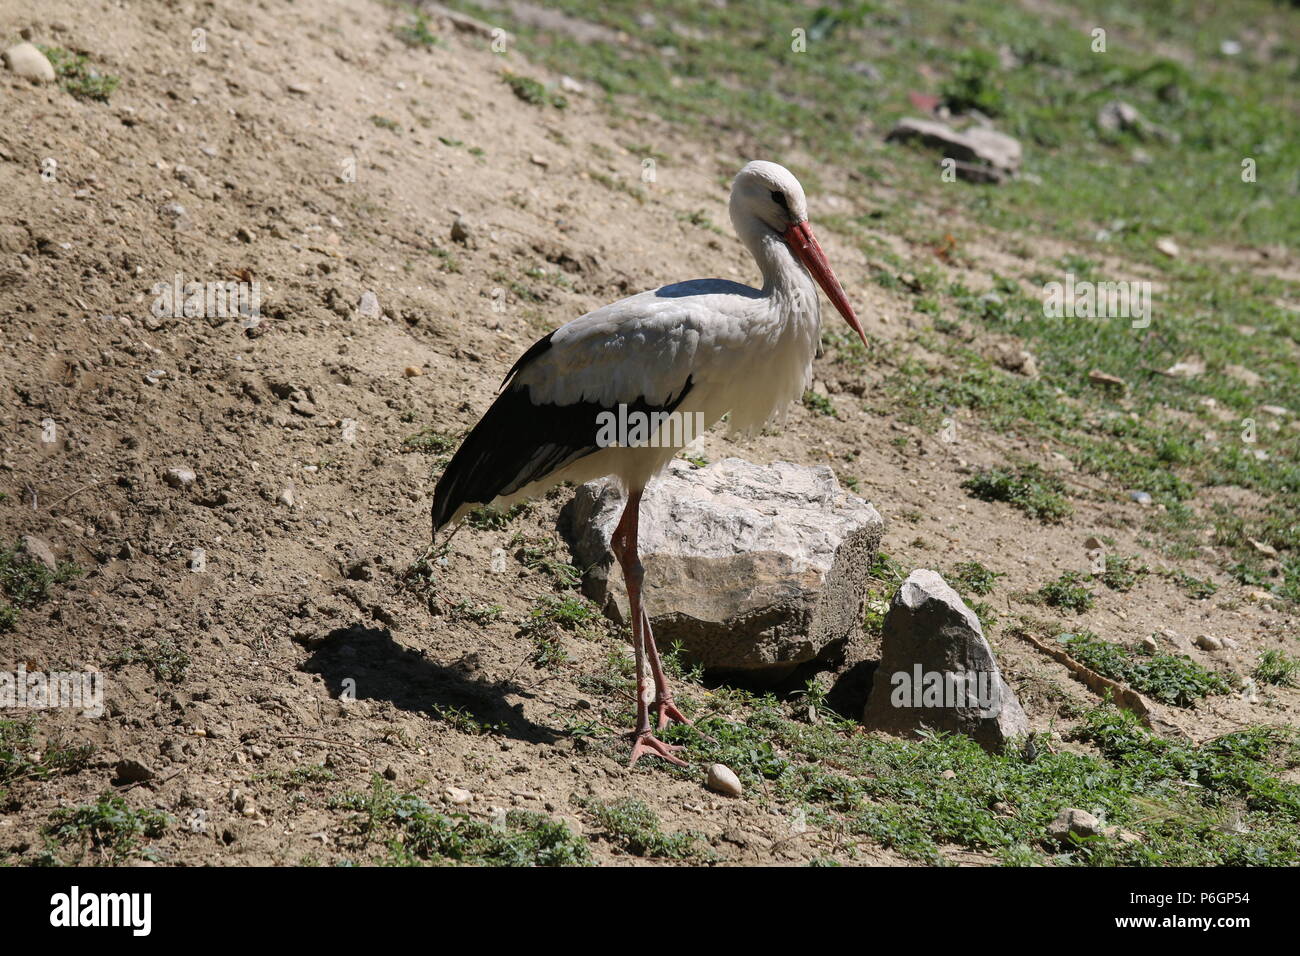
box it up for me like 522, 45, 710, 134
628, 731, 687, 767
655, 697, 692, 731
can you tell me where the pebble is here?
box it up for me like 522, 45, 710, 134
403, 365, 422, 377
1140, 635, 1159, 653
1194, 634, 1223, 651
2, 42, 55, 82
1047, 807, 1103, 843
115, 757, 155, 783
1155, 237, 1180, 258
706, 763, 742, 798
277, 485, 296, 508
1129, 490, 1153, 506
445, 786, 473, 805
489, 547, 507, 573
165, 467, 196, 489
19, 535, 58, 571
357, 290, 381, 318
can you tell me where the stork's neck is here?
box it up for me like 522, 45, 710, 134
735, 216, 819, 318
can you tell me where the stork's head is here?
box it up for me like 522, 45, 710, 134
729, 160, 867, 348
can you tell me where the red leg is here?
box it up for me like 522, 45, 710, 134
641, 607, 691, 730
611, 489, 686, 768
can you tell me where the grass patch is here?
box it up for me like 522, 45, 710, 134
41, 794, 170, 864
0, 540, 81, 633
332, 776, 589, 865
1059, 631, 1233, 706
948, 561, 1005, 596
110, 638, 191, 684
503, 74, 567, 109
1254, 650, 1300, 688
581, 797, 702, 859
961, 465, 1072, 524
395, 10, 440, 48
465, 502, 531, 531
802, 390, 837, 418
1096, 554, 1149, 592
0, 718, 93, 799
1033, 572, 1095, 613
38, 46, 120, 102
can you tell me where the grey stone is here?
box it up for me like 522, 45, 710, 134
115, 757, 155, 783
885, 116, 1021, 183
3, 42, 55, 82
165, 467, 196, 489
1047, 807, 1104, 844
563, 458, 883, 680
19, 535, 57, 571
863, 569, 1029, 750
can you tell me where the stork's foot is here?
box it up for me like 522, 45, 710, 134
628, 730, 687, 768
655, 696, 692, 731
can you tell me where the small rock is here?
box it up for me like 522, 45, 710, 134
115, 758, 155, 783
489, 547, 508, 573
287, 81, 311, 95
939, 769, 956, 780
1155, 237, 1180, 258
1047, 807, 1104, 844
18, 535, 57, 571
450, 215, 473, 244
529, 154, 549, 168
1088, 369, 1126, 389
1248, 538, 1278, 557
1259, 405, 1289, 418
1129, 490, 1153, 506
885, 116, 1021, 183
1096, 100, 1142, 134
403, 365, 423, 378
1165, 356, 1205, 378
445, 786, 473, 805
706, 763, 742, 798
1083, 536, 1104, 552
165, 467, 196, 490
277, 485, 296, 508
357, 290, 381, 319
1245, 589, 1273, 603
559, 75, 584, 94
1140, 635, 1159, 654
2, 42, 56, 82
1195, 634, 1223, 651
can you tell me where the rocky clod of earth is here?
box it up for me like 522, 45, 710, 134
885, 116, 1021, 183
2, 42, 55, 83
863, 569, 1029, 750
563, 458, 883, 681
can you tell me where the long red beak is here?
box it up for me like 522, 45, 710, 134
783, 220, 867, 348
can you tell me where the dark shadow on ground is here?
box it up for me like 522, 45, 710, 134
303, 624, 560, 746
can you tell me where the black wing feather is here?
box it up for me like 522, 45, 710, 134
431, 349, 694, 534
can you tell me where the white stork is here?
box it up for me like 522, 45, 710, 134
432, 160, 866, 766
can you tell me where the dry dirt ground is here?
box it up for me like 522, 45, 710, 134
1, 0, 1296, 865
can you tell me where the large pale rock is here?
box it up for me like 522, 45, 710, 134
863, 569, 1029, 750
3, 42, 56, 83
885, 116, 1021, 183
562, 458, 883, 680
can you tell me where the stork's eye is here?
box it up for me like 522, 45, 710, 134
771, 190, 789, 209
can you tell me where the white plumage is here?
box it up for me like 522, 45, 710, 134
432, 160, 865, 766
